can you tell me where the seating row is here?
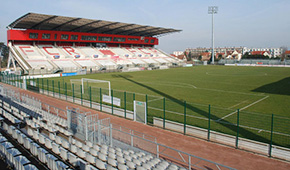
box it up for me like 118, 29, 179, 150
1, 108, 22, 124
1, 97, 42, 120
2, 93, 187, 170
3, 122, 71, 170
13, 44, 179, 71
0, 129, 39, 170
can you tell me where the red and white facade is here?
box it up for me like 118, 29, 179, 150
7, 13, 181, 75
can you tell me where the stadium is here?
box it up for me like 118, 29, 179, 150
0, 12, 289, 170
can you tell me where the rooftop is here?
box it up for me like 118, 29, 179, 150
8, 13, 181, 37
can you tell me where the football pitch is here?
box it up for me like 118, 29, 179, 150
60, 65, 289, 116
42, 65, 290, 147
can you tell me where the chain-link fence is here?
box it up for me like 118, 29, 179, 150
1, 73, 289, 160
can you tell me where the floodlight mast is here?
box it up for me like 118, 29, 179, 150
208, 6, 218, 64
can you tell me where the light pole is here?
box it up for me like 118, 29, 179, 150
208, 6, 218, 64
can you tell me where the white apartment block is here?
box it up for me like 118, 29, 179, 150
243, 47, 282, 58
173, 51, 184, 56
186, 47, 283, 58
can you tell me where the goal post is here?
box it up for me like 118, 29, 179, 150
70, 79, 82, 92
70, 78, 111, 96
81, 78, 111, 96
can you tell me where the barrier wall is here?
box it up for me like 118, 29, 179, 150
153, 117, 290, 161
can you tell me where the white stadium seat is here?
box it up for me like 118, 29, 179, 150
30, 143, 40, 156
95, 159, 107, 170
60, 147, 68, 161
108, 157, 118, 167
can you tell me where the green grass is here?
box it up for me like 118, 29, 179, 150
37, 65, 290, 147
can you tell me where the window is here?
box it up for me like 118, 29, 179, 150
98, 36, 112, 42
71, 35, 78, 40
128, 38, 139, 41
54, 34, 57, 39
61, 34, 69, 40
29, 33, 38, 39
96, 43, 106, 48
113, 37, 126, 42
81, 35, 97, 41
150, 39, 155, 43
144, 39, 149, 43
42, 34, 51, 39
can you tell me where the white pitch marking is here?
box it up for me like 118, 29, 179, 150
228, 100, 248, 109
138, 81, 197, 89
219, 95, 269, 121
147, 98, 163, 103
198, 87, 266, 96
148, 106, 208, 121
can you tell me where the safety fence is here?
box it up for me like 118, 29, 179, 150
0, 83, 235, 170
1, 73, 290, 160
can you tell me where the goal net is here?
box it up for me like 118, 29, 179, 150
134, 100, 147, 124
70, 78, 111, 96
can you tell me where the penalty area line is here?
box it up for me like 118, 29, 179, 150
218, 95, 269, 121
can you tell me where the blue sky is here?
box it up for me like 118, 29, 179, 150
0, 0, 289, 53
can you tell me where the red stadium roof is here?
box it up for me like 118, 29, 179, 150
8, 13, 182, 37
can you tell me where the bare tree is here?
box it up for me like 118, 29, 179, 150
280, 46, 288, 61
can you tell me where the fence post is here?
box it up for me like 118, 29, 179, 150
97, 120, 101, 145
65, 83, 67, 101
111, 89, 114, 114
236, 109, 240, 148
72, 84, 75, 103
188, 155, 191, 170
58, 81, 60, 98
15, 75, 17, 87
133, 93, 135, 101
47, 79, 49, 95
80, 85, 83, 105
42, 78, 44, 93
130, 130, 134, 147
208, 104, 211, 141
20, 75, 22, 88
156, 144, 159, 158
110, 124, 113, 147
269, 114, 274, 157
19, 75, 21, 87
184, 101, 186, 135
146, 94, 148, 124
163, 98, 165, 129
52, 80, 55, 97
100, 88, 102, 111
124, 91, 126, 118
89, 86, 92, 108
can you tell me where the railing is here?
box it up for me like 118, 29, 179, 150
0, 81, 236, 170
2, 73, 289, 161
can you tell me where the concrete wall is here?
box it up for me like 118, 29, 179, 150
153, 117, 290, 161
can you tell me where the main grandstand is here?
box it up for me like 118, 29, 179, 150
7, 13, 182, 75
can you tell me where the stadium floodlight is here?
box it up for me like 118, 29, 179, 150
208, 6, 218, 64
